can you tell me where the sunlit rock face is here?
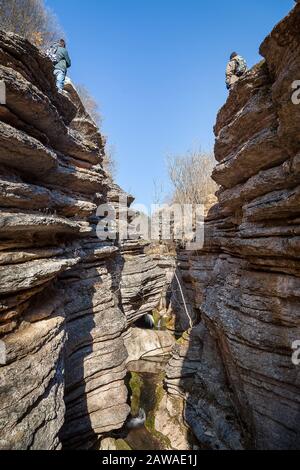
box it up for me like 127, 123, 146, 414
120, 240, 166, 327
0, 32, 168, 450
2, 2, 300, 452
124, 327, 175, 363
165, 4, 300, 450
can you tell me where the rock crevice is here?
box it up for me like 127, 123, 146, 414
1, 3, 300, 451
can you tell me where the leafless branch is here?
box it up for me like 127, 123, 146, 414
0, 0, 64, 48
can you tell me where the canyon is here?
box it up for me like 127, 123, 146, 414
0, 2, 300, 451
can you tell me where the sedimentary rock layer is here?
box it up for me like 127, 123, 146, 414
0, 32, 166, 449
166, 3, 300, 450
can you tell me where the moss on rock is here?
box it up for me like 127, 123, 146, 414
116, 439, 132, 451
145, 380, 172, 449
129, 372, 143, 416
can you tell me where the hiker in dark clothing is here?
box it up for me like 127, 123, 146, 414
53, 39, 71, 91
226, 52, 247, 90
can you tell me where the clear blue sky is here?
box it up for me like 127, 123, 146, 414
47, 0, 293, 207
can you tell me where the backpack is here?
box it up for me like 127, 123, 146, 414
45, 44, 58, 64
235, 56, 247, 77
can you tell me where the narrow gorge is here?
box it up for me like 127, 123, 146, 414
0, 2, 300, 451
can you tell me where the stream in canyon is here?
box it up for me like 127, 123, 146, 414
100, 311, 193, 452
126, 358, 170, 451
110, 357, 171, 451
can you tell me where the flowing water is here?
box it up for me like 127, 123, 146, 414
112, 357, 171, 451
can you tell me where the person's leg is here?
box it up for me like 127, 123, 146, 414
59, 71, 66, 90
53, 69, 66, 91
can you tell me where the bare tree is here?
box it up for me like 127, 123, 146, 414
0, 0, 63, 47
76, 84, 118, 178
103, 144, 118, 178
152, 179, 165, 205
167, 148, 218, 205
76, 83, 103, 128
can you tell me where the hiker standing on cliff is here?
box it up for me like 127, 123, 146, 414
226, 52, 247, 90
53, 39, 71, 91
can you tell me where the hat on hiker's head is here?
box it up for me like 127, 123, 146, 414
230, 52, 238, 60
59, 39, 66, 48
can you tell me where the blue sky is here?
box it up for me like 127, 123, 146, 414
47, 0, 294, 206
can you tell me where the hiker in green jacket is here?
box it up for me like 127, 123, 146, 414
54, 39, 71, 91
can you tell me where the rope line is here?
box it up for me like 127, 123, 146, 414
174, 269, 193, 330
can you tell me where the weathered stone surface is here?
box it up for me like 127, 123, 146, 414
120, 242, 166, 326
0, 66, 101, 165
0, 176, 96, 217
4, 2, 300, 451
165, 326, 245, 450
0, 31, 76, 123
0, 121, 57, 176
125, 327, 175, 363
98, 437, 118, 451
0, 312, 66, 450
0, 31, 170, 451
59, 258, 130, 448
0, 257, 78, 295
155, 392, 191, 450
0, 212, 80, 237
166, 3, 300, 451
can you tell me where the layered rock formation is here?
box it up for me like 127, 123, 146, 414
124, 327, 174, 363
165, 3, 300, 450
1, 2, 300, 452
120, 241, 166, 326
0, 32, 167, 450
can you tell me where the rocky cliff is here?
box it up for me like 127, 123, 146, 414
165, 3, 300, 450
1, 2, 300, 452
0, 32, 166, 450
